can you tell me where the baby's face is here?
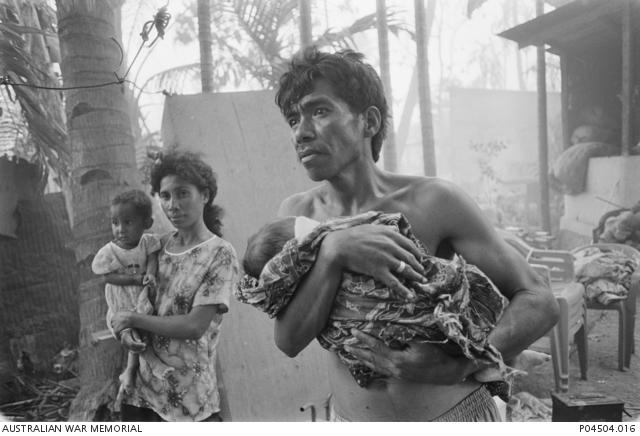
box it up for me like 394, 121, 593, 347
110, 203, 146, 249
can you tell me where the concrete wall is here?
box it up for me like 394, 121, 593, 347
162, 90, 329, 421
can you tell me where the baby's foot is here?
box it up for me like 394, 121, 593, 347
473, 365, 502, 383
121, 329, 146, 353
508, 350, 550, 373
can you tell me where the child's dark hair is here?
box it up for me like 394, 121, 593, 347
112, 189, 153, 224
275, 46, 389, 162
149, 151, 224, 236
243, 217, 295, 278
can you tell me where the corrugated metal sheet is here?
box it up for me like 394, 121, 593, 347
499, 0, 624, 54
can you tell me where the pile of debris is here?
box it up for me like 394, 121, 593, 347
0, 375, 78, 421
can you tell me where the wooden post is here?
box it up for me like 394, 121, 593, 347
377, 0, 397, 172
536, 0, 551, 232
299, 0, 313, 49
621, 0, 634, 156
415, 0, 436, 177
560, 54, 571, 150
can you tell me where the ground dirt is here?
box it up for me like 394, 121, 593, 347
513, 298, 640, 422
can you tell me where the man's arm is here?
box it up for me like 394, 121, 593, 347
274, 194, 344, 357
345, 180, 559, 383
439, 182, 559, 361
274, 240, 344, 356
273, 195, 425, 357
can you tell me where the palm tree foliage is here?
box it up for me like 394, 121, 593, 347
0, 1, 68, 185
168, 0, 410, 91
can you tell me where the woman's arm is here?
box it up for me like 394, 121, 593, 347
143, 252, 159, 288
111, 305, 221, 340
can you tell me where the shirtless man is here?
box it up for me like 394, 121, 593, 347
273, 47, 559, 421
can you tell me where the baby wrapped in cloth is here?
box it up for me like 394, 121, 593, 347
237, 211, 511, 396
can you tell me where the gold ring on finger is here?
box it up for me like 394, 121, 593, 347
394, 260, 406, 274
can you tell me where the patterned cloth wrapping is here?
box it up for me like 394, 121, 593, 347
236, 211, 510, 389
574, 247, 639, 305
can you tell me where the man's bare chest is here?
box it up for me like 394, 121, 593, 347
306, 195, 445, 255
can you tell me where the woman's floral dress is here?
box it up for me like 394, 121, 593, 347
123, 234, 239, 422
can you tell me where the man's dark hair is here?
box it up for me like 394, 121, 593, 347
243, 217, 295, 278
275, 46, 389, 162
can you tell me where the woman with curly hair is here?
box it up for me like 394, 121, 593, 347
110, 151, 239, 422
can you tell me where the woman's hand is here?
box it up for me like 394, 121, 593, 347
322, 225, 426, 300
142, 273, 157, 290
344, 329, 477, 384
111, 310, 135, 336
120, 327, 146, 353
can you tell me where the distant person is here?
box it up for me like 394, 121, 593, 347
110, 151, 239, 422
270, 47, 558, 421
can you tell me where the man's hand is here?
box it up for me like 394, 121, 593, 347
323, 225, 427, 300
344, 329, 477, 384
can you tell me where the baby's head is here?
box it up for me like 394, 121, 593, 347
243, 216, 320, 278
243, 217, 295, 279
110, 189, 154, 249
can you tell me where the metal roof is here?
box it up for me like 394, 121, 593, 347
498, 0, 625, 55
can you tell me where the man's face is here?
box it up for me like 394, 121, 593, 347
285, 79, 367, 181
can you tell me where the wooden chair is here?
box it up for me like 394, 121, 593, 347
499, 230, 588, 392
571, 243, 640, 370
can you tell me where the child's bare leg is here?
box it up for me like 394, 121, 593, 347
119, 351, 139, 394
474, 350, 551, 383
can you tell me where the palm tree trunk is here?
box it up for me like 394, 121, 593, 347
56, 0, 140, 420
415, 0, 436, 176
299, 0, 313, 49
197, 0, 214, 92
376, 0, 397, 172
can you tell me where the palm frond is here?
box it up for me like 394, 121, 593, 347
313, 9, 410, 50
137, 62, 201, 96
172, 0, 411, 90
0, 2, 69, 180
